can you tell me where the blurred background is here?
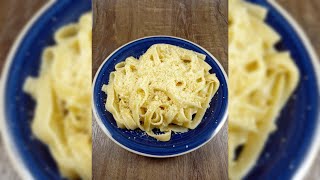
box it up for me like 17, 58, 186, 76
277, 0, 320, 177
256, 0, 320, 178
0, 0, 319, 179
0, 0, 46, 179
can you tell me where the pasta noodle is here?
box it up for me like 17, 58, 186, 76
229, 0, 299, 179
102, 44, 220, 141
23, 13, 92, 179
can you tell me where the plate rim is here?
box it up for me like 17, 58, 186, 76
266, 0, 320, 179
0, 0, 67, 179
92, 35, 229, 158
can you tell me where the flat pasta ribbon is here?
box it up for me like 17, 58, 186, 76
229, 0, 299, 179
23, 13, 92, 180
102, 44, 220, 141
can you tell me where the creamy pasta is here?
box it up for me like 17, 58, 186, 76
23, 13, 92, 179
229, 0, 299, 179
102, 44, 220, 141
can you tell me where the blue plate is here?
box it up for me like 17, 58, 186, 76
244, 0, 320, 179
93, 36, 228, 157
0, 0, 91, 179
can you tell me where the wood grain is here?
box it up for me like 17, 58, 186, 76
0, 0, 46, 74
92, 0, 228, 180
93, 0, 228, 75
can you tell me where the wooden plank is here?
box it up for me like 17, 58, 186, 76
92, 0, 228, 179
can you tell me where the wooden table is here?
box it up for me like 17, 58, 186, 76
92, 0, 228, 179
0, 0, 319, 180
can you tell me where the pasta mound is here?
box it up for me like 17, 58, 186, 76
229, 0, 299, 179
23, 13, 92, 179
102, 44, 220, 141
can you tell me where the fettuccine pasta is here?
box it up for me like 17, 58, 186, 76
102, 44, 220, 141
23, 13, 92, 179
229, 0, 299, 179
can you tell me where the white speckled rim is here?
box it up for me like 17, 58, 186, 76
92, 35, 229, 158
0, 0, 55, 179
266, 1, 320, 179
